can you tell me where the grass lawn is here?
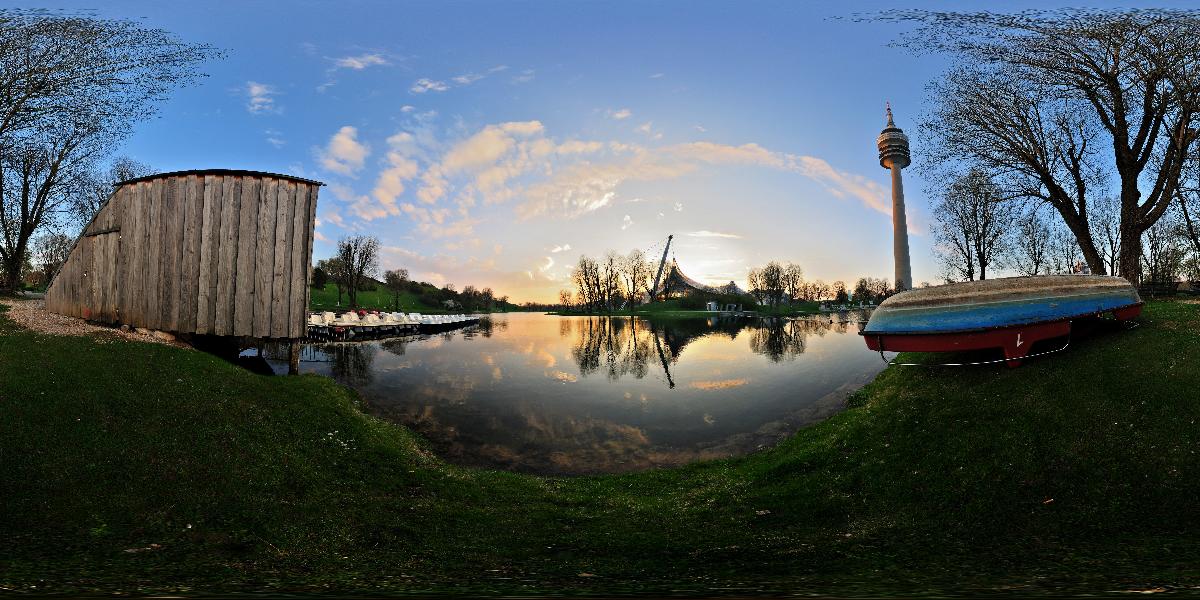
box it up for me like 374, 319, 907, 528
309, 282, 516, 314
3, 299, 1200, 595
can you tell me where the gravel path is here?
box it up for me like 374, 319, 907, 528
0, 298, 186, 347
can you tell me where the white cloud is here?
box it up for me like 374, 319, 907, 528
365, 152, 420, 219
650, 72, 665, 79
512, 69, 535, 84
607, 108, 632, 120
411, 78, 449, 94
264, 129, 285, 148
550, 243, 571, 253
319, 126, 370, 176
674, 201, 684, 212
452, 72, 483, 85
245, 81, 278, 114
400, 104, 416, 113
687, 230, 742, 239
621, 215, 633, 230
636, 121, 663, 140
333, 53, 389, 70
694, 125, 707, 133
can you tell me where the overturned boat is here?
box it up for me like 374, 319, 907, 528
860, 275, 1143, 367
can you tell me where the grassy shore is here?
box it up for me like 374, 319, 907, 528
3, 299, 1200, 595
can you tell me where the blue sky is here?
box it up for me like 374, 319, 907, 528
22, 0, 1178, 301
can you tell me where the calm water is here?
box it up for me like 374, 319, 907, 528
267, 312, 885, 475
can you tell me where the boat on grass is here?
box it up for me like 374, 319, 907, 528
860, 275, 1142, 367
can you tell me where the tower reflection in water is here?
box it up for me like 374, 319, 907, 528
268, 312, 882, 476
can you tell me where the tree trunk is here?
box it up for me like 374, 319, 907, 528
1118, 222, 1143, 283
1055, 205, 1106, 275
1, 255, 20, 290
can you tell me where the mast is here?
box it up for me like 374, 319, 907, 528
650, 234, 673, 299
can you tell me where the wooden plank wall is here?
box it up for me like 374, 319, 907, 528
45, 174, 319, 339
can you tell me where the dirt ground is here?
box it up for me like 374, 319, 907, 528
0, 298, 186, 347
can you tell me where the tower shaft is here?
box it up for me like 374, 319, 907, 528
890, 165, 912, 291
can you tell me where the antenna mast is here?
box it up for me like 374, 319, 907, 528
650, 234, 673, 300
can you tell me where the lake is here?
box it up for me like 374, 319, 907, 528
267, 312, 885, 475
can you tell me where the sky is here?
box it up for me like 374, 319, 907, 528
17, 0, 1181, 302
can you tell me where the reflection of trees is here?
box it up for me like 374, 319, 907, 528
571, 317, 653, 380
322, 343, 376, 385
380, 338, 408, 357
566, 315, 861, 382
747, 318, 807, 362
475, 316, 507, 338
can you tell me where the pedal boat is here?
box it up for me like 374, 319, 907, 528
860, 275, 1143, 366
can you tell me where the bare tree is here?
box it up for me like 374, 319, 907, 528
0, 14, 218, 290
336, 235, 380, 309
1142, 210, 1186, 284
316, 257, 348, 305
31, 230, 72, 284
558, 289, 573, 309
892, 9, 1200, 281
621, 249, 653, 308
1008, 209, 1053, 276
0, 123, 101, 289
1048, 221, 1083, 275
383, 268, 409, 311
932, 169, 1014, 282
748, 262, 785, 307
600, 251, 623, 311
572, 255, 601, 312
782, 262, 804, 302
1089, 195, 1121, 276
72, 156, 153, 226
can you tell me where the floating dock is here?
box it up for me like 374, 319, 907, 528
305, 311, 479, 341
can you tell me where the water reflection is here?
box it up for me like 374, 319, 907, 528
268, 312, 882, 475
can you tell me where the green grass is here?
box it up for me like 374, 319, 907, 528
3, 300, 1200, 595
308, 281, 515, 313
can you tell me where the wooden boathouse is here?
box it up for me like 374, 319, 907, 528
46, 169, 322, 369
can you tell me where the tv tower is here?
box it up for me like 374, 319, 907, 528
877, 102, 912, 292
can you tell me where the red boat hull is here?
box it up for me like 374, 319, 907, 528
863, 303, 1142, 367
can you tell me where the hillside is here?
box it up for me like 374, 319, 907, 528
309, 279, 518, 313
2, 299, 1199, 595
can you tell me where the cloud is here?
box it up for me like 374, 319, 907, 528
411, 78, 449, 93
687, 230, 742, 239
245, 81, 278, 114
333, 53, 389, 70
607, 108, 632, 120
452, 72, 484, 85
512, 69, 535, 84
649, 72, 665, 79
550, 243, 571, 253
364, 152, 420, 219
264, 129, 285, 148
319, 126, 370, 176
400, 104, 416, 113
636, 121, 663, 140
621, 214, 633, 230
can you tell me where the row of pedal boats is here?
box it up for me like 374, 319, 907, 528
306, 311, 479, 340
